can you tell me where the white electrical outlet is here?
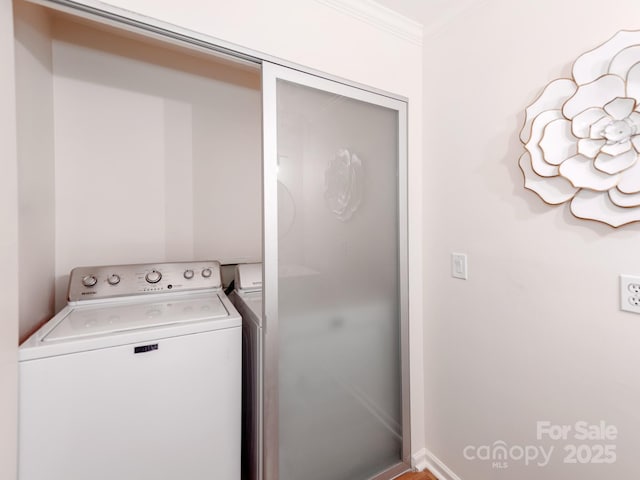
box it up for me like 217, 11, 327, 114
620, 274, 640, 313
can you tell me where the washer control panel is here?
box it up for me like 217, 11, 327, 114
68, 261, 222, 302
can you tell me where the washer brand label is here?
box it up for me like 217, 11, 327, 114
134, 344, 159, 354
81, 291, 96, 295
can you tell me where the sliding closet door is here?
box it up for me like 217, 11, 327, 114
262, 62, 409, 480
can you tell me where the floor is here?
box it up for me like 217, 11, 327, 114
396, 471, 437, 480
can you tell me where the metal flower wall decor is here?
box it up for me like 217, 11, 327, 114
519, 30, 640, 227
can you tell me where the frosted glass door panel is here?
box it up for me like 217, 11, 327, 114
275, 78, 402, 480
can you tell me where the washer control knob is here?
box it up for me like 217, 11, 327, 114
184, 269, 195, 280
201, 268, 212, 278
107, 274, 121, 285
82, 275, 97, 288
145, 270, 162, 284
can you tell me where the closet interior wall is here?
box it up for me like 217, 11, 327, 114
14, 0, 262, 340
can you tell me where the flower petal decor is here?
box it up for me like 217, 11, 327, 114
324, 148, 363, 221
520, 30, 640, 227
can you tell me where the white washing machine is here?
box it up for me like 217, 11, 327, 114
229, 262, 263, 480
19, 261, 241, 480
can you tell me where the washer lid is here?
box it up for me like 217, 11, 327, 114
44, 293, 229, 342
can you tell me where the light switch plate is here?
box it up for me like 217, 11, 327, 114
451, 253, 468, 280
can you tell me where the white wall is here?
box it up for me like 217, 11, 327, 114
398, 0, 640, 478
0, 0, 19, 477
14, 1, 55, 341
49, 16, 262, 309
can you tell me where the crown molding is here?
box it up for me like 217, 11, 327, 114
314, 0, 423, 46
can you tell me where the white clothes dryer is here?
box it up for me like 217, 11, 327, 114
229, 262, 263, 480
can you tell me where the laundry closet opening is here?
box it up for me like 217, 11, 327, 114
14, 3, 411, 480
14, 0, 262, 340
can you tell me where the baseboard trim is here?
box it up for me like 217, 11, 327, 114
418, 448, 463, 480
314, 0, 423, 46
411, 448, 429, 471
